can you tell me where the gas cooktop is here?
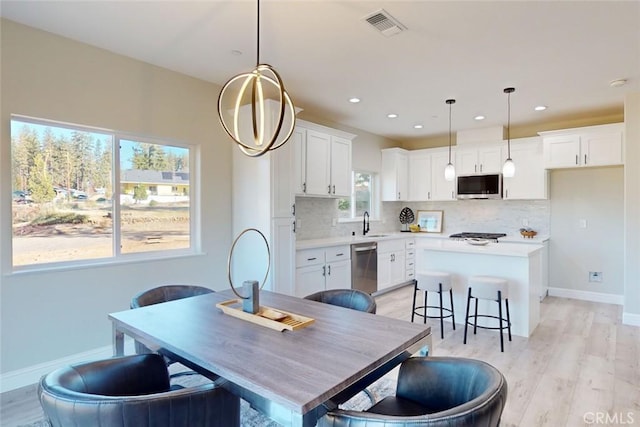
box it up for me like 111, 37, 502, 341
449, 232, 507, 242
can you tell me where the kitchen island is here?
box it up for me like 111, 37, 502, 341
416, 238, 543, 337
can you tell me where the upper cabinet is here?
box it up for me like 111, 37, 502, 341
540, 123, 624, 169
429, 149, 457, 201
455, 145, 503, 175
408, 150, 431, 201
503, 138, 548, 200
294, 120, 355, 198
381, 148, 409, 201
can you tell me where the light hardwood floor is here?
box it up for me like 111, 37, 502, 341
1, 285, 639, 426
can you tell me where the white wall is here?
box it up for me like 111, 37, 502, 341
549, 167, 624, 296
624, 93, 640, 322
0, 20, 232, 374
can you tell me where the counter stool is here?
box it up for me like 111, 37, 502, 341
464, 276, 512, 352
412, 271, 455, 339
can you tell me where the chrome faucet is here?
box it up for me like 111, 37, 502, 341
363, 211, 370, 236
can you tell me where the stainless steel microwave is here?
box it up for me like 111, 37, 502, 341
456, 174, 502, 199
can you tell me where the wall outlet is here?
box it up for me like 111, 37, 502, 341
589, 271, 603, 283
579, 219, 587, 228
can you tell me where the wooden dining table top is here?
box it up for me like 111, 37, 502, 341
108, 289, 431, 419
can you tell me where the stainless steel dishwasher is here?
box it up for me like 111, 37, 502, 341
351, 242, 378, 294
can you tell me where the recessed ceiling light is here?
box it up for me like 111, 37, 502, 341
387, 113, 398, 119
414, 124, 423, 129
534, 105, 547, 111
609, 79, 627, 88
349, 97, 361, 103
474, 115, 485, 121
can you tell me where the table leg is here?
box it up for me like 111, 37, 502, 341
112, 325, 124, 356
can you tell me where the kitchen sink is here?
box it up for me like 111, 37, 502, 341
364, 234, 388, 238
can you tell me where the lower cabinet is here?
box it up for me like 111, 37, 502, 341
377, 239, 407, 291
295, 245, 351, 297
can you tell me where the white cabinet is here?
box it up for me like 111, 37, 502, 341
381, 148, 409, 201
503, 138, 548, 200
295, 121, 355, 197
377, 239, 408, 291
456, 145, 503, 175
405, 239, 416, 281
540, 123, 624, 169
408, 150, 432, 201
430, 149, 457, 201
295, 245, 351, 297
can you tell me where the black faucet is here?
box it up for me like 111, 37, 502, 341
363, 211, 370, 236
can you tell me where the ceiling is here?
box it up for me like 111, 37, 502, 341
1, 1, 639, 142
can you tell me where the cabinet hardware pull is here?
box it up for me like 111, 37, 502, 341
332, 185, 336, 194
480, 164, 483, 172
328, 185, 331, 194
327, 265, 331, 275
303, 182, 307, 193
293, 220, 296, 233
307, 257, 317, 261
475, 164, 478, 173
575, 155, 578, 165
428, 191, 431, 199
292, 204, 295, 215
505, 189, 508, 198
584, 154, 587, 164
322, 265, 326, 276
451, 191, 454, 199
398, 192, 401, 200
336, 253, 344, 256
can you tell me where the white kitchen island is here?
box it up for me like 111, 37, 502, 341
415, 238, 544, 337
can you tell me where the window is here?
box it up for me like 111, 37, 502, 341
10, 116, 195, 269
338, 171, 377, 220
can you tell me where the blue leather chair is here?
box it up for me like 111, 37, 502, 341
304, 289, 377, 314
38, 354, 240, 427
319, 357, 507, 427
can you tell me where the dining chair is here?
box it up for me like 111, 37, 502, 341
38, 353, 240, 427
318, 356, 507, 427
304, 288, 377, 314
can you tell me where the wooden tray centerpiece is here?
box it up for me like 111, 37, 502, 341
217, 299, 315, 332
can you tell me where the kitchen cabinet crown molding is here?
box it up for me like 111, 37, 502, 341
296, 119, 356, 141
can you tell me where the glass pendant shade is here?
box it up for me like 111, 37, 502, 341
444, 163, 456, 181
502, 158, 515, 177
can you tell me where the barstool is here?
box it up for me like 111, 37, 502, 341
412, 271, 455, 339
464, 276, 512, 352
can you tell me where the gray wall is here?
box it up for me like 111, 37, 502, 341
549, 167, 624, 295
0, 20, 232, 373
624, 94, 640, 317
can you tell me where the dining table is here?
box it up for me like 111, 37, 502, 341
108, 289, 432, 427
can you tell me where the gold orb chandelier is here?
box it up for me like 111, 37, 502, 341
217, 0, 296, 157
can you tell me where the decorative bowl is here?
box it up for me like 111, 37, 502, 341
520, 230, 538, 238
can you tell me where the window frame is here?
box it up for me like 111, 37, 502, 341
10, 114, 200, 273
338, 170, 380, 223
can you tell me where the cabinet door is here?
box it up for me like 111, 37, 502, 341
292, 127, 306, 195
430, 150, 456, 201
503, 141, 548, 200
305, 130, 331, 196
455, 148, 478, 175
295, 264, 326, 297
271, 139, 294, 218
582, 129, 623, 167
408, 152, 432, 201
377, 252, 393, 290
543, 134, 580, 168
389, 251, 406, 286
330, 136, 352, 197
381, 149, 408, 201
325, 260, 351, 290
396, 154, 409, 201
478, 146, 503, 173
272, 218, 295, 295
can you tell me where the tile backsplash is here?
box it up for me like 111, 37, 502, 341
295, 197, 550, 240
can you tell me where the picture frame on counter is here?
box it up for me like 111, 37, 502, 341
417, 210, 443, 233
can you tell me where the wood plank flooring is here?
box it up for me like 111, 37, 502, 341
1, 285, 638, 426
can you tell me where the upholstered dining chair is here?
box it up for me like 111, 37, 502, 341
304, 288, 377, 314
318, 357, 507, 427
130, 284, 214, 357
38, 354, 240, 427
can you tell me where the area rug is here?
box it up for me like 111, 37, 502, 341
19, 375, 395, 427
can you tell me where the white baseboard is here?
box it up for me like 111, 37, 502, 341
547, 287, 624, 305
622, 312, 640, 327
0, 338, 134, 394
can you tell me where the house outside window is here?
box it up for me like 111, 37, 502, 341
10, 116, 195, 269
338, 171, 378, 220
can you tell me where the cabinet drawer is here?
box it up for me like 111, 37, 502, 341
378, 239, 405, 253
406, 248, 415, 259
406, 270, 415, 281
406, 258, 415, 270
296, 248, 325, 268
325, 245, 350, 263
405, 239, 415, 249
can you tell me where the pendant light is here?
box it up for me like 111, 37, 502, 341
217, 0, 296, 157
502, 87, 515, 177
444, 99, 456, 181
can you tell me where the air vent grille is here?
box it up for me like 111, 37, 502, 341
363, 9, 407, 37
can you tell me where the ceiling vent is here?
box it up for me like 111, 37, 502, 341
363, 9, 407, 37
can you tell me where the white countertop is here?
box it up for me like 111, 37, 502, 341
417, 238, 543, 257
296, 231, 547, 253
